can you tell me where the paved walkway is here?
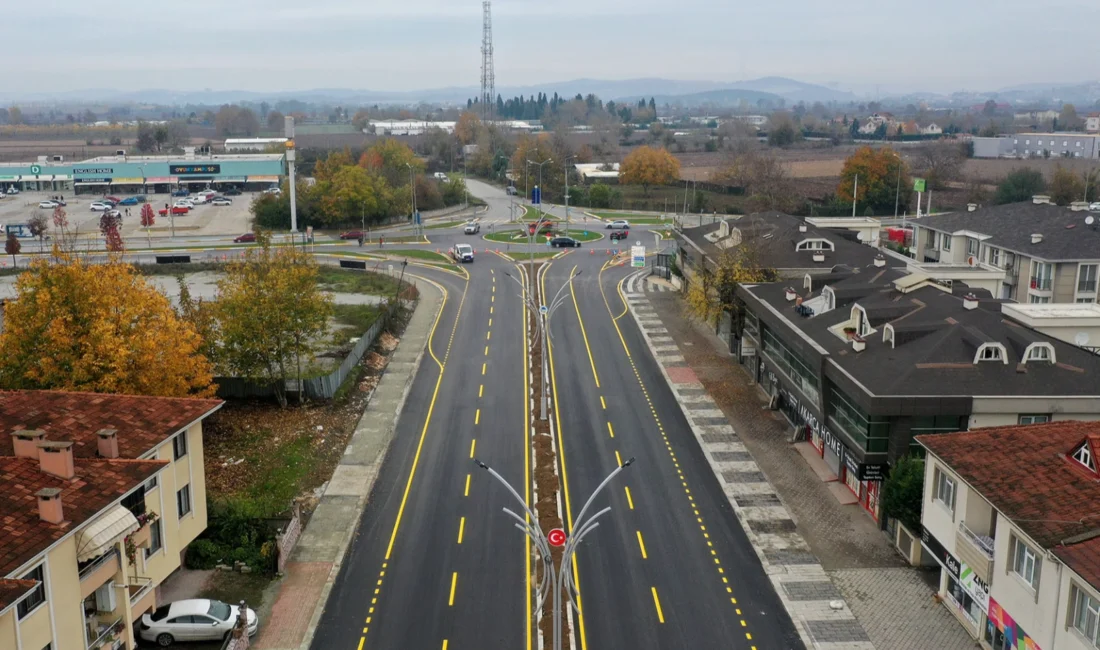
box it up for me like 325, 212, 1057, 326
251, 278, 443, 650
628, 274, 976, 650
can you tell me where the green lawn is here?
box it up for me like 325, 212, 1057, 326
383, 249, 452, 263
485, 228, 602, 244
317, 267, 402, 295
423, 219, 468, 230
376, 234, 428, 244
588, 211, 672, 224
330, 304, 386, 348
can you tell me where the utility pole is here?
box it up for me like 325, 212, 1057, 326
407, 162, 418, 235
851, 174, 858, 218
564, 156, 575, 237
285, 116, 299, 235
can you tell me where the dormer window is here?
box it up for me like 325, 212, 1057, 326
1024, 343, 1055, 364
974, 343, 1007, 364
796, 239, 835, 252
1072, 442, 1096, 473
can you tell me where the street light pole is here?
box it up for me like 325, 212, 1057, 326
406, 162, 417, 235
475, 457, 633, 650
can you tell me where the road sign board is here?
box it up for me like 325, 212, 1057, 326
913, 178, 926, 192
631, 244, 646, 268
539, 305, 548, 315
547, 528, 566, 547
414, 211, 422, 225
532, 186, 541, 205
29, 164, 41, 175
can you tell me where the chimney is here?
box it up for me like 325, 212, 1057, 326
1071, 201, 1090, 212
12, 429, 46, 458
96, 429, 119, 459
1031, 233, 1044, 244
798, 223, 808, 233
963, 293, 980, 310
35, 488, 64, 524
784, 287, 798, 301
874, 254, 886, 268
36, 441, 75, 480
967, 203, 978, 212
1032, 195, 1051, 205
812, 252, 826, 263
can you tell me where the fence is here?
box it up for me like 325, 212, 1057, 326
214, 303, 398, 401
274, 503, 302, 574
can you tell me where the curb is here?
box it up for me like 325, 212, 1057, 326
621, 274, 876, 650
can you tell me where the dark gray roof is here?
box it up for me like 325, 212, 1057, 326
916, 202, 1100, 262
742, 264, 1100, 397
680, 212, 896, 272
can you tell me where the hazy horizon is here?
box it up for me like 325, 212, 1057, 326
4, 0, 1099, 97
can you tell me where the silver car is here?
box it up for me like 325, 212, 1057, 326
464, 222, 480, 234
139, 599, 257, 646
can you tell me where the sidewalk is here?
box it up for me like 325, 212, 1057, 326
633, 278, 976, 650
251, 278, 443, 650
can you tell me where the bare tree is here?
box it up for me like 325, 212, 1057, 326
711, 149, 797, 212
913, 141, 966, 190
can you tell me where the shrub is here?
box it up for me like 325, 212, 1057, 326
880, 455, 925, 532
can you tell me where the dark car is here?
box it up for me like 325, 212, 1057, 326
609, 229, 629, 241
223, 187, 243, 196
172, 189, 191, 197
550, 237, 581, 248
339, 231, 365, 240
234, 233, 256, 243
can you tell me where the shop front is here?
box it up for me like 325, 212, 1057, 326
984, 597, 1042, 650
922, 526, 990, 639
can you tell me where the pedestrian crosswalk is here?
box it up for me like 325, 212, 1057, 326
623, 270, 675, 294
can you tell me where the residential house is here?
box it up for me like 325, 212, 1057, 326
911, 199, 1100, 302
918, 421, 1100, 650
858, 112, 896, 135
0, 391, 223, 650
1087, 113, 1099, 134
921, 123, 943, 136
733, 263, 1100, 521
1013, 109, 1060, 124
574, 163, 620, 183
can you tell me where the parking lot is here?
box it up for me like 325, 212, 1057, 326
0, 190, 257, 240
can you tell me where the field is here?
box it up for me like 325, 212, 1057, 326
586, 211, 674, 224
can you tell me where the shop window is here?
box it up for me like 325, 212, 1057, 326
827, 385, 890, 453
762, 327, 820, 403
946, 572, 981, 625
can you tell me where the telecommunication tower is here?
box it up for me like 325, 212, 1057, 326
480, 1, 495, 120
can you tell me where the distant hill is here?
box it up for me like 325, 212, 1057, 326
721, 77, 857, 103
624, 88, 784, 109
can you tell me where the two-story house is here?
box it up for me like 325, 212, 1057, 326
734, 262, 1100, 522
0, 391, 222, 650
918, 421, 1100, 650
912, 199, 1100, 302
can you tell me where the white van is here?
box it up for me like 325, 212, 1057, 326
433, 172, 448, 181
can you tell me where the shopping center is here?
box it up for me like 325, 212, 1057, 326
0, 152, 286, 196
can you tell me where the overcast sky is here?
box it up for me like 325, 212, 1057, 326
5, 0, 1098, 96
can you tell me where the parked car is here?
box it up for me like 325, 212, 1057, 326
505, 186, 517, 196
234, 232, 256, 243
159, 206, 190, 216
104, 196, 122, 203
433, 172, 449, 181
172, 189, 190, 197
223, 187, 243, 196
118, 196, 140, 206
1090, 202, 1100, 212
339, 230, 365, 240
211, 197, 232, 206
105, 209, 122, 219
190, 194, 209, 205
6, 186, 19, 194
464, 222, 480, 234
264, 187, 282, 195
89, 201, 112, 211
550, 236, 581, 248
451, 243, 475, 262
606, 220, 630, 229
139, 599, 257, 647
38, 200, 60, 209
609, 229, 629, 241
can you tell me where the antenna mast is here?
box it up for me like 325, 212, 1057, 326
480, 0, 495, 121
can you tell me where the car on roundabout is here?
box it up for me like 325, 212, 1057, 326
606, 220, 629, 229
609, 229, 629, 242
550, 236, 581, 248
234, 232, 256, 243
451, 243, 475, 262
464, 222, 480, 234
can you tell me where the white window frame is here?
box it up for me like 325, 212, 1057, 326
1010, 534, 1041, 592
1019, 414, 1051, 424
16, 563, 46, 620
967, 238, 979, 256
1072, 583, 1100, 647
172, 432, 188, 460
988, 247, 1001, 267
975, 343, 1007, 364
1077, 263, 1098, 297
933, 467, 956, 515
795, 238, 835, 252
1024, 342, 1055, 363
942, 235, 952, 252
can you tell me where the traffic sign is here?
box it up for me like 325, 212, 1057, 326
532, 186, 541, 205
539, 305, 548, 315
631, 244, 646, 268
547, 528, 566, 547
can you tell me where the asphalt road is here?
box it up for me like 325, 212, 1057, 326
540, 253, 804, 650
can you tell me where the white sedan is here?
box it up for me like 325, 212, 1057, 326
605, 220, 630, 229
1090, 202, 1100, 212
139, 599, 257, 646
89, 201, 112, 211
38, 200, 60, 208
211, 197, 233, 206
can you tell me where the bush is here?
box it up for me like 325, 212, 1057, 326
186, 498, 277, 573
880, 455, 925, 532
588, 184, 611, 209
185, 539, 221, 569
995, 168, 1046, 204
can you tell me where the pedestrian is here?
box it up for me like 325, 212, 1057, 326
379, 235, 384, 248
357, 236, 364, 247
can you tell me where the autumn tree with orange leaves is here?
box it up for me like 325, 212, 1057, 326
836, 146, 912, 215
619, 145, 680, 195
0, 253, 215, 397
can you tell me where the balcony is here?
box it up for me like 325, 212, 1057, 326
85, 615, 124, 650
1029, 276, 1053, 298
955, 521, 994, 583
79, 549, 120, 599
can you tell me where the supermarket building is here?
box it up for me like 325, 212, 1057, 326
0, 152, 285, 196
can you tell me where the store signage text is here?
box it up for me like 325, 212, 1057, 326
171, 164, 221, 175
73, 167, 113, 174
777, 383, 843, 457
922, 527, 989, 612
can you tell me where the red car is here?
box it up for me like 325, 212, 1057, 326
159, 206, 190, 216
527, 222, 554, 235
609, 229, 630, 242
339, 231, 365, 240
104, 196, 122, 203
233, 233, 256, 243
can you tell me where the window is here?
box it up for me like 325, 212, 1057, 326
1014, 139, 1019, 144
1019, 414, 1051, 425
172, 432, 188, 460
1072, 584, 1100, 647
145, 519, 163, 558
967, 238, 979, 256
1064, 141, 1069, 147
942, 235, 952, 252
1029, 295, 1051, 304
121, 485, 146, 518
1031, 261, 1053, 291
1011, 535, 1041, 590
1026, 139, 1031, 145
1079, 264, 1098, 294
988, 247, 1001, 267
1024, 343, 1054, 363
946, 573, 982, 625
928, 231, 939, 249
16, 565, 45, 619
177, 484, 192, 519
145, 475, 158, 492
1073, 443, 1096, 472
1078, 141, 1083, 148
933, 467, 957, 514
761, 327, 820, 403
978, 345, 1003, 361
1079, 298, 1096, 304
827, 385, 891, 453
796, 239, 834, 252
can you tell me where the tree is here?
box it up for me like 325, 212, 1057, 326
982, 100, 998, 116
26, 212, 48, 253
836, 146, 912, 215
8, 106, 23, 125
360, 138, 423, 188
619, 145, 680, 196
351, 109, 370, 132
136, 121, 157, 153
685, 244, 778, 324
767, 113, 797, 147
1060, 103, 1083, 131
99, 212, 124, 252
321, 165, 390, 225
314, 148, 356, 183
712, 149, 797, 212
0, 254, 215, 397
214, 235, 333, 406
1049, 165, 1085, 206
455, 111, 482, 145
994, 168, 1046, 204
266, 110, 285, 131
880, 456, 925, 532
215, 105, 260, 137
5, 233, 20, 267
140, 203, 156, 248
914, 141, 966, 190
588, 183, 612, 208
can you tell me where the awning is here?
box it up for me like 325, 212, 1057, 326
217, 177, 247, 183
248, 175, 280, 183
74, 181, 110, 186
112, 177, 144, 184
145, 177, 171, 184
20, 175, 54, 182
75, 506, 139, 562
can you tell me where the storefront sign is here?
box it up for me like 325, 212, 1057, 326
776, 383, 845, 457
844, 450, 889, 481
112, 177, 144, 184
74, 178, 111, 184
145, 177, 171, 183
922, 527, 989, 612
171, 164, 221, 175
0, 175, 16, 181
987, 598, 1041, 650
73, 167, 113, 175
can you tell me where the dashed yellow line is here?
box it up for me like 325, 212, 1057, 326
615, 450, 623, 466
479, 384, 484, 397
475, 409, 480, 425
637, 531, 648, 559
457, 517, 466, 544
485, 345, 489, 356
568, 263, 601, 388
607, 422, 615, 438
487, 330, 491, 340
489, 318, 492, 327
625, 486, 634, 509
482, 363, 487, 375
600, 395, 606, 409
442, 640, 449, 650
651, 587, 665, 623
449, 572, 458, 606
464, 473, 471, 496
469, 439, 476, 458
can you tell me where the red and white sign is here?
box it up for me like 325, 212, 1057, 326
547, 528, 567, 547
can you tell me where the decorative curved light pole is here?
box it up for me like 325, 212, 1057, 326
474, 457, 633, 650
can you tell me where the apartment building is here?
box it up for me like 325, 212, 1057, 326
912, 199, 1100, 303
0, 391, 222, 650
733, 261, 1100, 521
971, 134, 1100, 159
918, 422, 1100, 650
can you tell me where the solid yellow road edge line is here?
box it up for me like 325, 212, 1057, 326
521, 263, 533, 650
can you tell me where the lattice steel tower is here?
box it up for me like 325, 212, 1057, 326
480, 0, 495, 120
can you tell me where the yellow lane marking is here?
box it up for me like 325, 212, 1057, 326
615, 450, 623, 466
489, 318, 492, 327
458, 517, 466, 544
485, 345, 489, 356
492, 285, 495, 293
521, 263, 533, 650
357, 637, 365, 650
600, 395, 606, 409
475, 409, 480, 425
607, 422, 615, 438
449, 572, 458, 606
479, 384, 484, 397
651, 587, 665, 623
568, 264, 601, 388
442, 641, 449, 650
492, 295, 495, 303
482, 363, 487, 375
487, 331, 491, 340
637, 531, 648, 559
469, 439, 476, 458
464, 473, 471, 496
490, 306, 494, 314
625, 486, 634, 509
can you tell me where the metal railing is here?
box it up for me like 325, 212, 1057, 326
129, 576, 153, 605
78, 548, 119, 581
86, 616, 123, 650
1029, 276, 1053, 291
958, 521, 995, 559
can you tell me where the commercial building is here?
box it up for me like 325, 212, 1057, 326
971, 134, 1100, 159
0, 390, 223, 650
0, 152, 285, 195
910, 199, 1100, 302
223, 138, 287, 152
918, 421, 1100, 650
733, 262, 1100, 521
